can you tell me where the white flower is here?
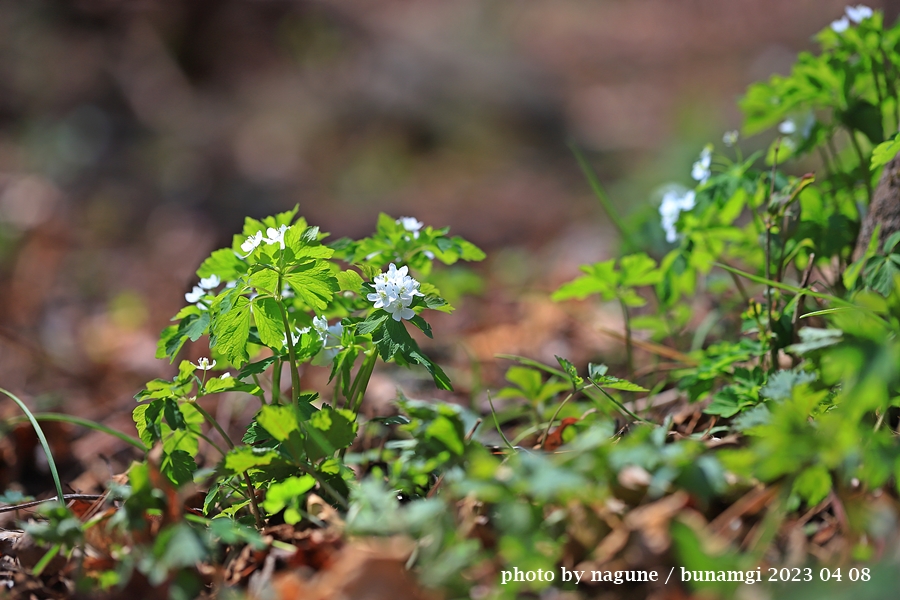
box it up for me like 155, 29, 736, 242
831, 16, 850, 32
691, 146, 712, 184
778, 119, 797, 135
367, 263, 424, 321
659, 189, 696, 243
192, 357, 216, 371
282, 326, 308, 348
397, 216, 424, 239
199, 274, 220, 290
845, 5, 872, 23
241, 231, 264, 255
185, 285, 205, 304
220, 372, 232, 380
722, 130, 739, 147
312, 316, 343, 364
263, 224, 289, 250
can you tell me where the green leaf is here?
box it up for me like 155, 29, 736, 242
284, 261, 338, 312
426, 415, 465, 455
257, 405, 300, 442
262, 475, 316, 524
161, 450, 196, 487
336, 269, 364, 293
237, 356, 278, 378
555, 356, 583, 386
306, 408, 357, 460
871, 133, 900, 171
552, 260, 617, 301
760, 370, 818, 401
210, 295, 252, 367
223, 447, 281, 473
590, 375, 648, 392
786, 328, 843, 354
252, 298, 284, 349
197, 249, 246, 281
619, 253, 661, 287
792, 464, 832, 506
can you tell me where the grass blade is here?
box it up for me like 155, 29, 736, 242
4, 412, 148, 452
0, 388, 65, 504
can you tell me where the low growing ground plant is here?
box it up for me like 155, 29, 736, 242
9, 4, 900, 600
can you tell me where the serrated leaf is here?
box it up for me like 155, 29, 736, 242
238, 356, 278, 378
210, 295, 252, 367
197, 249, 246, 281
161, 450, 196, 487
555, 356, 583, 386
336, 269, 364, 293
760, 370, 818, 401
252, 297, 284, 349
284, 261, 337, 311
590, 375, 648, 392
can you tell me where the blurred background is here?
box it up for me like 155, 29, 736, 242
0, 0, 890, 494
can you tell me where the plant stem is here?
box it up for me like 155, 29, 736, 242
847, 128, 873, 203
349, 348, 378, 415
569, 141, 634, 248
272, 358, 282, 405
296, 462, 349, 509
540, 390, 576, 447
618, 298, 634, 378
487, 391, 515, 451
193, 401, 263, 528
275, 296, 301, 407
0, 388, 65, 505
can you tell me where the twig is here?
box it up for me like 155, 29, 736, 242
0, 494, 106, 514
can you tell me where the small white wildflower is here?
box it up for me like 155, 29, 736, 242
199, 274, 220, 290
192, 357, 216, 371
185, 285, 205, 304
659, 189, 696, 244
691, 146, 712, 184
312, 316, 344, 364
240, 231, 264, 255
397, 216, 424, 239
282, 326, 308, 347
423, 250, 435, 260
845, 4, 873, 23
723, 130, 739, 147
778, 119, 797, 135
367, 263, 424, 321
281, 285, 294, 299
263, 224, 289, 250
831, 16, 850, 32
220, 372, 232, 380
225, 280, 237, 289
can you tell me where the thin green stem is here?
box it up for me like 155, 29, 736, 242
271, 358, 283, 405
541, 390, 577, 447
587, 379, 647, 423
486, 391, 515, 451
847, 128, 873, 203
295, 462, 349, 509
275, 298, 301, 407
0, 388, 65, 505
192, 401, 262, 528
569, 141, 634, 248
618, 298, 634, 378
349, 348, 378, 415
